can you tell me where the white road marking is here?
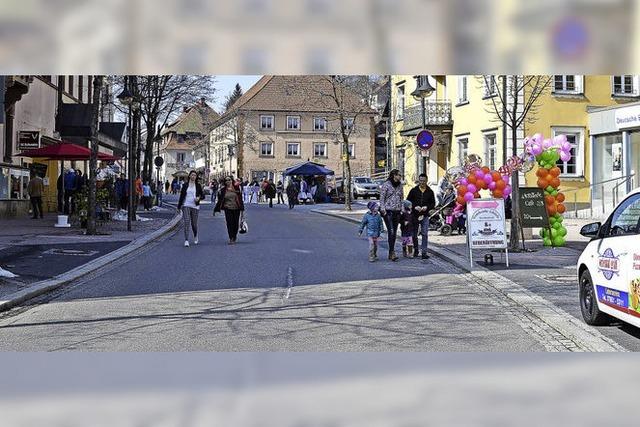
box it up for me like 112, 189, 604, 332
283, 266, 294, 300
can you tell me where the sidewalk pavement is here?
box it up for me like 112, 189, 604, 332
0, 206, 180, 308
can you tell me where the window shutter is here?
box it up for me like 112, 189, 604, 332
575, 75, 584, 94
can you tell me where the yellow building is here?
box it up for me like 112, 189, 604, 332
389, 75, 451, 195
435, 75, 638, 211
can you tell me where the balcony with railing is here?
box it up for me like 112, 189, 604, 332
402, 101, 452, 130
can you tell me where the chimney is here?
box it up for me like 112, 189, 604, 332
200, 97, 206, 105
183, 106, 189, 113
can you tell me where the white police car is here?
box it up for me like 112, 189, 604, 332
578, 188, 640, 328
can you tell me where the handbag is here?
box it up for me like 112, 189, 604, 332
239, 212, 248, 234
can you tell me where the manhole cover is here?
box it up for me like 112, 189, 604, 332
42, 249, 99, 257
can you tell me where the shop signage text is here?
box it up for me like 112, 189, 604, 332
614, 105, 640, 129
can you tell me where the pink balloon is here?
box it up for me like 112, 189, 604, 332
475, 170, 485, 179
488, 182, 497, 191
531, 144, 542, 156
464, 192, 475, 202
542, 138, 552, 149
554, 134, 567, 146
503, 186, 512, 197
483, 173, 493, 184
560, 151, 571, 162
532, 133, 543, 144
467, 184, 477, 194
561, 141, 571, 151
458, 178, 468, 186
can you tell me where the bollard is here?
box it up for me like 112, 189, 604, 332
484, 254, 494, 266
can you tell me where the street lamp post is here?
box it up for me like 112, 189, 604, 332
410, 75, 435, 179
154, 131, 163, 205
117, 77, 134, 231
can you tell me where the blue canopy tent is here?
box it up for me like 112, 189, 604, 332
284, 161, 335, 176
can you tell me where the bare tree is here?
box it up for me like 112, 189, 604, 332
478, 75, 553, 250
109, 75, 217, 182
288, 75, 378, 210
86, 75, 103, 236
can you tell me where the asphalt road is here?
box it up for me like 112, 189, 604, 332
0, 195, 545, 351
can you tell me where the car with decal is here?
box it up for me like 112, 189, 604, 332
578, 188, 640, 328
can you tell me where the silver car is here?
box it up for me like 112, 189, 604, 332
352, 177, 380, 200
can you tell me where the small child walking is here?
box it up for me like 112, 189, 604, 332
400, 200, 414, 258
358, 201, 384, 262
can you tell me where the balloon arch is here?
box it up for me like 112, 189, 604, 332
445, 133, 572, 247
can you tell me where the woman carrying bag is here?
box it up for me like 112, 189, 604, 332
214, 176, 245, 244
177, 170, 205, 247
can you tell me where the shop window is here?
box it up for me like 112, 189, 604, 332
10, 169, 29, 199
553, 128, 584, 177
0, 167, 10, 200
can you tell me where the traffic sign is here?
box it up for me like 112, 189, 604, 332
416, 130, 434, 150
154, 156, 164, 167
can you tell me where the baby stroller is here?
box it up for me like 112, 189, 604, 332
428, 189, 457, 235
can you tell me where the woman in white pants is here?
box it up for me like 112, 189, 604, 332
177, 170, 204, 247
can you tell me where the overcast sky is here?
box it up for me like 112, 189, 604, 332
212, 75, 262, 113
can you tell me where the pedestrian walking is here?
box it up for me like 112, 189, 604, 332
134, 175, 143, 212
210, 179, 219, 212
276, 180, 285, 204
379, 169, 404, 261
142, 181, 152, 211
265, 179, 276, 208
214, 176, 245, 244
63, 168, 76, 214
407, 173, 436, 259
358, 201, 384, 262
400, 200, 414, 258
27, 172, 44, 219
286, 179, 299, 209
260, 179, 269, 203
250, 180, 260, 204
177, 170, 204, 247
165, 180, 170, 194
156, 180, 163, 207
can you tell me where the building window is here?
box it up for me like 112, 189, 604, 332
313, 117, 327, 131
396, 85, 405, 120
347, 143, 356, 158
458, 137, 469, 166
314, 142, 327, 158
286, 142, 301, 157
260, 142, 274, 157
260, 115, 274, 130
68, 76, 74, 97
457, 76, 468, 104
177, 152, 185, 163
483, 75, 497, 97
286, 116, 301, 130
553, 75, 583, 94
343, 118, 354, 132
553, 127, 584, 177
484, 133, 497, 171
612, 75, 638, 96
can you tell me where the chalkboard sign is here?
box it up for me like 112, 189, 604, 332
518, 187, 549, 228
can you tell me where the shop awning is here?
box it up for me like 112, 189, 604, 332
18, 142, 122, 161
284, 161, 335, 176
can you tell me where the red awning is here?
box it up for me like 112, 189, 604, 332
18, 142, 122, 161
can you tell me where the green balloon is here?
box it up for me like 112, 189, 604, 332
546, 186, 555, 193
553, 236, 566, 246
556, 215, 564, 223
543, 237, 552, 246
550, 228, 558, 238
549, 216, 557, 225
559, 227, 567, 237
553, 222, 562, 230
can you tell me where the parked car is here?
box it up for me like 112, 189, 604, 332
351, 177, 380, 200
577, 188, 640, 328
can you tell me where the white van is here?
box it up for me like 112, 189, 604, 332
578, 188, 640, 328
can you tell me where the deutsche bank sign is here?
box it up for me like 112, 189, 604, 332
614, 105, 640, 129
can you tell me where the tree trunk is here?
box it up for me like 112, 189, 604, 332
509, 76, 521, 250
343, 138, 352, 211
86, 76, 103, 235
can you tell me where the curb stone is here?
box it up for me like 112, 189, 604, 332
313, 208, 627, 352
0, 213, 182, 312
